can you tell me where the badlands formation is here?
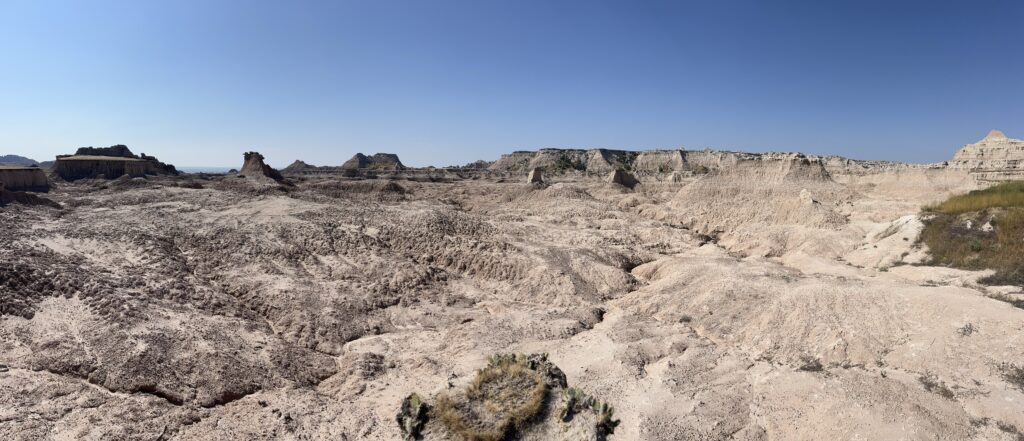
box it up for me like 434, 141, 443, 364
1, 132, 1023, 440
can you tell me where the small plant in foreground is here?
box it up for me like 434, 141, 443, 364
798, 356, 824, 372
558, 387, 620, 437
957, 322, 977, 337
999, 362, 1024, 392
918, 372, 955, 400
435, 354, 546, 441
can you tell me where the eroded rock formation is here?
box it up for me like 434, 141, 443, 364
342, 153, 405, 170
54, 145, 177, 181
607, 169, 639, 188
949, 130, 1024, 181
0, 166, 49, 192
527, 167, 544, 183
240, 151, 285, 181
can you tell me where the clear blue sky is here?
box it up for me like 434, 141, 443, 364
1, 0, 1021, 167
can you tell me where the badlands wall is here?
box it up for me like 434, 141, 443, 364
949, 130, 1024, 181
0, 166, 49, 192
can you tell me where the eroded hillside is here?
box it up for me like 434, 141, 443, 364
1, 161, 1023, 440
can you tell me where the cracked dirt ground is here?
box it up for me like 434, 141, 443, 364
1, 165, 1023, 440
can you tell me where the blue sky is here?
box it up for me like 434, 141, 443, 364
1, 0, 1021, 167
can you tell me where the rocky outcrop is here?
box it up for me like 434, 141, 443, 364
670, 155, 850, 236
0, 182, 59, 208
527, 168, 544, 183
73, 145, 136, 158
54, 145, 177, 180
949, 130, 1024, 181
342, 153, 405, 170
0, 166, 49, 192
240, 152, 285, 181
607, 169, 639, 188
282, 160, 316, 174
55, 157, 171, 181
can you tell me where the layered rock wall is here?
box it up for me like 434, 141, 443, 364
0, 167, 49, 192
342, 153, 405, 170
949, 130, 1024, 181
54, 157, 165, 181
54, 145, 177, 180
487, 147, 915, 176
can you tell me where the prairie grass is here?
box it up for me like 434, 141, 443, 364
925, 181, 1024, 215
920, 183, 1024, 286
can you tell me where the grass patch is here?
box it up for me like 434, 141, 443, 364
925, 181, 1024, 215
435, 355, 547, 441
919, 186, 1024, 285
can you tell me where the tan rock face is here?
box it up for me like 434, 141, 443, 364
341, 153, 405, 170
53, 145, 177, 181
607, 169, 639, 188
0, 167, 49, 192
527, 167, 544, 183
55, 156, 163, 181
240, 151, 285, 181
949, 130, 1024, 181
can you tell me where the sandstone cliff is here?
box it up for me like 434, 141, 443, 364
948, 130, 1024, 181
54, 145, 177, 180
0, 166, 49, 192
487, 147, 919, 176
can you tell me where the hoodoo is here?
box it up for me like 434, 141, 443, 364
527, 167, 544, 183
240, 151, 285, 181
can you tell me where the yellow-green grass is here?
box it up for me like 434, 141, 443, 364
925, 181, 1024, 215
920, 183, 1024, 287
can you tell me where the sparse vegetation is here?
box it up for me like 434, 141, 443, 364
918, 372, 955, 400
435, 354, 547, 441
614, 152, 639, 172
957, 322, 977, 336
999, 362, 1024, 392
554, 154, 586, 173
396, 393, 429, 440
920, 182, 1024, 286
559, 387, 620, 437
997, 420, 1024, 441
925, 181, 1024, 215
797, 356, 824, 372
692, 164, 710, 174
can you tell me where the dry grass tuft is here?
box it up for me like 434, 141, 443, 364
434, 356, 547, 441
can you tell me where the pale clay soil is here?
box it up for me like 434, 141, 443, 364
1, 164, 1023, 440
